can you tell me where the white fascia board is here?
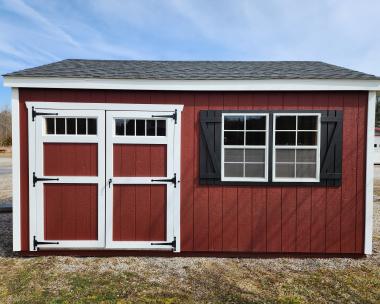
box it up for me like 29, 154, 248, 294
364, 91, 376, 254
4, 76, 380, 91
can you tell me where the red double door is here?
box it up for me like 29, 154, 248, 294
30, 106, 179, 251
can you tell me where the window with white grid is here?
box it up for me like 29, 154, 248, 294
273, 113, 320, 182
221, 113, 269, 181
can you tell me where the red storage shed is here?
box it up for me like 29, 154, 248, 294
3, 60, 380, 256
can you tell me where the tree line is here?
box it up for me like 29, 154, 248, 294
0, 107, 11, 146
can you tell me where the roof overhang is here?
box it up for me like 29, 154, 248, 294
3, 76, 380, 91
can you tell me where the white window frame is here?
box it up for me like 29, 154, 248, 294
221, 113, 269, 182
272, 113, 321, 183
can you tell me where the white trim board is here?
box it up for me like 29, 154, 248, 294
365, 91, 376, 254
4, 77, 380, 91
11, 88, 21, 251
26, 102, 183, 112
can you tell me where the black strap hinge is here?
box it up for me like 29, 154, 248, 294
151, 237, 176, 251
33, 236, 59, 250
33, 172, 59, 187
152, 109, 177, 124
151, 173, 177, 188
32, 106, 58, 121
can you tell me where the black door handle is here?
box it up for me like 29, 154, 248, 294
108, 178, 112, 188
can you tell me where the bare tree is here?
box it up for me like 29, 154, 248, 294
0, 105, 11, 146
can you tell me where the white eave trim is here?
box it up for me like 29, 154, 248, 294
3, 77, 380, 91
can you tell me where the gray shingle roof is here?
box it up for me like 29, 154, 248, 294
3, 59, 380, 80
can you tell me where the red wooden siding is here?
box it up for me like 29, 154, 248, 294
44, 184, 97, 240
113, 144, 166, 177
44, 143, 98, 176
19, 89, 367, 254
113, 185, 166, 241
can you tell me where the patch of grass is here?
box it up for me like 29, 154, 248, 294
0, 258, 190, 304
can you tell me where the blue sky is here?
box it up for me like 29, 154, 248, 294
0, 0, 379, 108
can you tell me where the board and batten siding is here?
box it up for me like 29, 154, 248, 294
18, 89, 367, 254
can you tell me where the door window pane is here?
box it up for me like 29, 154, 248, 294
77, 118, 87, 135
66, 118, 76, 134
125, 119, 135, 135
56, 118, 65, 134
115, 119, 125, 135
87, 118, 97, 135
157, 120, 166, 136
136, 120, 145, 136
147, 120, 156, 136
46, 118, 55, 134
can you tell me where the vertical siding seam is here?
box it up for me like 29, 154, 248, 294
354, 94, 360, 252
192, 94, 195, 251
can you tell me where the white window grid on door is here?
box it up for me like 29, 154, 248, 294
272, 113, 321, 182
28, 108, 106, 250
106, 110, 179, 251
221, 113, 269, 182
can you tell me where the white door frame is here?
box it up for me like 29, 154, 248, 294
106, 111, 180, 251
26, 102, 183, 252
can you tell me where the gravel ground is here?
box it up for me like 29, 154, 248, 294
0, 213, 12, 257
0, 155, 11, 205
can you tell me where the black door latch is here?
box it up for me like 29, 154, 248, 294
33, 172, 59, 187
33, 236, 59, 250
151, 173, 177, 187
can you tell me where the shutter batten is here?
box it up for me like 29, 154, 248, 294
199, 111, 222, 184
319, 110, 343, 186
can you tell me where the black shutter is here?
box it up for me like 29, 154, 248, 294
320, 110, 343, 186
199, 110, 222, 185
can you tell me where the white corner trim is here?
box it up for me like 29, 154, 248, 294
4, 76, 380, 91
11, 88, 21, 251
365, 91, 376, 254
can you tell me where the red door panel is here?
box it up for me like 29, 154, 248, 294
44, 184, 98, 240
44, 143, 98, 176
113, 185, 166, 241
113, 144, 166, 177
